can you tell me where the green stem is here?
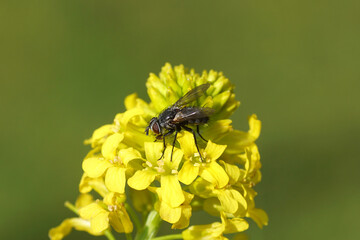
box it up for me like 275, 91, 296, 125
152, 234, 183, 240
64, 201, 78, 215
125, 203, 142, 231
104, 230, 116, 240
135, 210, 162, 240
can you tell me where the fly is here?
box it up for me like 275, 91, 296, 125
145, 83, 215, 161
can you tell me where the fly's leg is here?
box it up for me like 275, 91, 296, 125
159, 130, 174, 160
196, 125, 208, 142
170, 131, 178, 162
182, 126, 203, 161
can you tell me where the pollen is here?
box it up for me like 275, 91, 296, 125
171, 169, 178, 174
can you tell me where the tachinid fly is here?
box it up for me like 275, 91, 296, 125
145, 83, 214, 161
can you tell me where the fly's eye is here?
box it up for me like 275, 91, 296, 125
152, 122, 160, 134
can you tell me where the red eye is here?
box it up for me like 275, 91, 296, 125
152, 122, 160, 134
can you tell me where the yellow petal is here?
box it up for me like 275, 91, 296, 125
147, 73, 169, 96
159, 201, 182, 224
109, 210, 133, 233
203, 198, 222, 216
161, 175, 185, 207
124, 93, 138, 110
127, 170, 157, 190
200, 162, 229, 188
49, 218, 102, 240
205, 140, 227, 161
82, 157, 112, 178
90, 211, 109, 233
147, 87, 168, 112
203, 119, 232, 142
105, 167, 126, 193
164, 146, 183, 169
101, 133, 124, 159
178, 161, 199, 185
86, 124, 113, 146
247, 208, 268, 228
189, 178, 215, 199
220, 161, 241, 185
79, 203, 106, 220
120, 108, 144, 128
144, 142, 164, 163
182, 221, 225, 240
219, 115, 261, 154
118, 147, 142, 166
217, 189, 238, 214
49, 219, 73, 240
177, 132, 198, 157
79, 174, 108, 197
75, 194, 94, 208
230, 189, 247, 214
171, 205, 192, 229
224, 218, 249, 233
212, 90, 231, 111
248, 114, 261, 140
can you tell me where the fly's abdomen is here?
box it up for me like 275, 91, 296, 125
187, 116, 209, 125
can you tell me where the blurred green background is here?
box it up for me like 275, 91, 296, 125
1, 0, 359, 239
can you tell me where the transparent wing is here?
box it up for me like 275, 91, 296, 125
173, 83, 210, 107
172, 107, 215, 123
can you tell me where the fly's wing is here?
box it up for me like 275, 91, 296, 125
172, 107, 215, 123
173, 83, 210, 107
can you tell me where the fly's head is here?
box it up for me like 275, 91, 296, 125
145, 117, 161, 136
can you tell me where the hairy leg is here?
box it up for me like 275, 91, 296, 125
196, 125, 208, 142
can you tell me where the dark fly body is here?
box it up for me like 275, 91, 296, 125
145, 83, 214, 161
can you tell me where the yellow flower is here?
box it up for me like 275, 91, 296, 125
79, 192, 133, 234
150, 186, 194, 229
127, 142, 185, 208
49, 194, 102, 240
82, 135, 142, 194
177, 132, 229, 188
50, 63, 267, 240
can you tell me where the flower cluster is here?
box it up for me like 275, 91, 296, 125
49, 63, 268, 240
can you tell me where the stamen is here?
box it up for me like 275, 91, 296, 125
112, 126, 120, 133
193, 163, 200, 167
157, 159, 164, 167
108, 205, 118, 212
146, 161, 153, 167
171, 169, 178, 174
155, 167, 165, 173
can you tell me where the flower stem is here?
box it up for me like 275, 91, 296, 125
135, 210, 162, 240
104, 230, 116, 240
64, 201, 78, 215
152, 234, 183, 240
